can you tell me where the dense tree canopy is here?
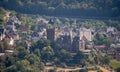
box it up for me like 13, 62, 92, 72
0, 7, 6, 27
0, 0, 120, 17
93, 33, 112, 46
41, 46, 54, 62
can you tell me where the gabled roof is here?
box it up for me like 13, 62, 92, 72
81, 35, 88, 41
4, 35, 13, 39
48, 19, 54, 24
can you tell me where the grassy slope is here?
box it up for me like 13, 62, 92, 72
109, 60, 120, 69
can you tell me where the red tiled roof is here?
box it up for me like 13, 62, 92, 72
95, 45, 106, 49
4, 35, 12, 39
112, 32, 120, 35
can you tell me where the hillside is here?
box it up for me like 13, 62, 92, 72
0, 0, 120, 17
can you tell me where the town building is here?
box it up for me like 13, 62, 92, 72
79, 27, 92, 41
107, 31, 120, 43
115, 48, 120, 61
31, 31, 40, 42
55, 34, 72, 52
107, 27, 115, 33
78, 27, 92, 51
4, 35, 14, 46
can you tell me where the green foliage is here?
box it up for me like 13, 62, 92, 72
72, 51, 86, 66
0, 7, 6, 27
0, 39, 10, 52
93, 33, 111, 46
31, 39, 53, 62
106, 20, 120, 31
101, 56, 110, 64
26, 54, 40, 65
32, 39, 50, 51
116, 67, 120, 72
0, 42, 4, 52
15, 46, 29, 59
41, 46, 54, 62
15, 60, 32, 72
0, 45, 45, 72
79, 69, 87, 72
0, 54, 16, 72
48, 67, 57, 72
55, 49, 72, 65
93, 51, 103, 64
33, 48, 41, 57
0, 0, 120, 17
109, 60, 120, 69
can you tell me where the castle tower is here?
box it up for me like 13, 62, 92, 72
47, 27, 58, 41
72, 36, 80, 52
79, 27, 92, 41
79, 27, 92, 51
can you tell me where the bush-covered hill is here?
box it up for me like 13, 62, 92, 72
0, 0, 120, 17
